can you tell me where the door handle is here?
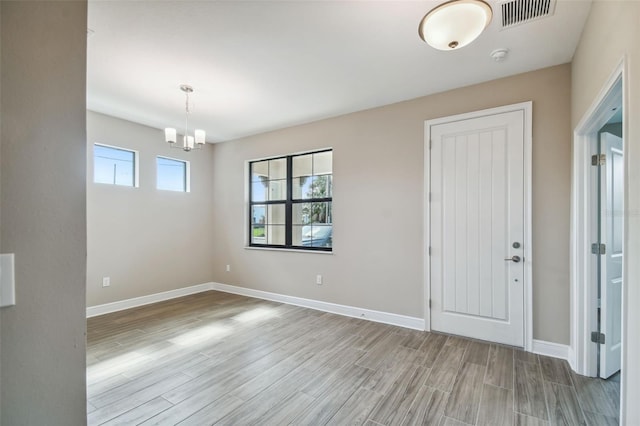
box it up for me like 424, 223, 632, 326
504, 255, 521, 263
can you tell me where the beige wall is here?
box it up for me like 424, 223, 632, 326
212, 64, 572, 344
0, 2, 88, 424
571, 1, 640, 423
87, 111, 216, 307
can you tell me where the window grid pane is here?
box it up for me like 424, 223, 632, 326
292, 154, 312, 178
250, 158, 287, 202
157, 157, 187, 192
94, 144, 136, 187
292, 224, 332, 248
313, 151, 332, 176
292, 151, 333, 201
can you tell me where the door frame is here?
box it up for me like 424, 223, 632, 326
570, 58, 625, 383
423, 101, 533, 352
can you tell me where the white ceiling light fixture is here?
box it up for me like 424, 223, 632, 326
164, 84, 206, 152
419, 0, 493, 51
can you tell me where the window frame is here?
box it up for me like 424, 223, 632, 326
248, 148, 333, 252
156, 155, 191, 193
93, 143, 139, 188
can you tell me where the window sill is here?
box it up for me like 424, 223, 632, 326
244, 246, 333, 255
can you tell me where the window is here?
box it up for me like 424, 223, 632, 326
157, 156, 190, 192
249, 149, 332, 251
93, 144, 138, 187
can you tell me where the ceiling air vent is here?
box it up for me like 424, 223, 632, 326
500, 0, 556, 29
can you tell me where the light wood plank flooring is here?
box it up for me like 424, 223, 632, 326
87, 291, 619, 425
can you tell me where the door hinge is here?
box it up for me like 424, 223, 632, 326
428, 246, 431, 256
591, 154, 606, 166
591, 243, 606, 255
429, 139, 432, 150
428, 299, 432, 308
428, 192, 431, 202
591, 331, 606, 344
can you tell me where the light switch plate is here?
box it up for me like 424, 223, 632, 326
0, 253, 16, 307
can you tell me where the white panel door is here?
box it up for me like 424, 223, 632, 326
600, 132, 623, 379
430, 110, 525, 347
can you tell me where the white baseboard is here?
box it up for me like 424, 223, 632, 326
86, 282, 214, 318
567, 346, 577, 371
532, 339, 569, 360
87, 282, 560, 358
86, 282, 425, 331
211, 282, 425, 330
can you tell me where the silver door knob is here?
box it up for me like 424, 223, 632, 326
504, 255, 521, 263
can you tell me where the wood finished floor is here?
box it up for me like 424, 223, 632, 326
87, 291, 620, 425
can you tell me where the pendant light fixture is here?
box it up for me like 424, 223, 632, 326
164, 84, 206, 152
419, 0, 493, 51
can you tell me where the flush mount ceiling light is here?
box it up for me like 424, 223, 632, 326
164, 84, 206, 152
419, 0, 493, 50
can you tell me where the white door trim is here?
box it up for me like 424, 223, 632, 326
570, 58, 625, 381
424, 101, 533, 351
571, 57, 627, 423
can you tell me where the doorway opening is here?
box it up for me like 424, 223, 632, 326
571, 61, 625, 421
595, 112, 623, 380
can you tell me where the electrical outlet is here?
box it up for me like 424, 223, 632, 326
226, 264, 231, 272
316, 274, 323, 285
102, 277, 110, 287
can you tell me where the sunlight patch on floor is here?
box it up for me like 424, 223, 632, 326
232, 306, 278, 324
168, 324, 231, 346
87, 351, 155, 383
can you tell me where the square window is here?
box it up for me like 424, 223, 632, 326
249, 149, 332, 251
157, 156, 189, 192
93, 144, 137, 187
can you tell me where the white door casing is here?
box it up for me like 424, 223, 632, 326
424, 102, 532, 349
571, 60, 625, 423
600, 132, 623, 379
